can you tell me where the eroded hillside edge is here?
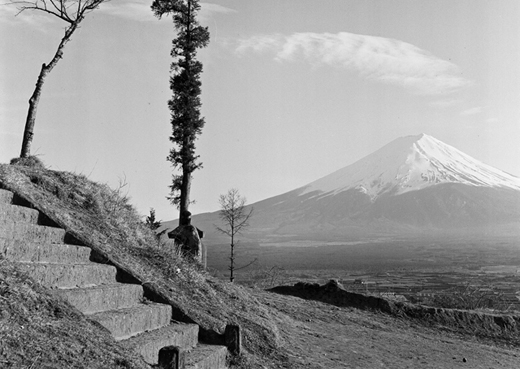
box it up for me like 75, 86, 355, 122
271, 280, 520, 345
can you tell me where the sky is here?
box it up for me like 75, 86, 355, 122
1, 0, 520, 222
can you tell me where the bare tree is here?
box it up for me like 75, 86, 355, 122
7, 0, 108, 158
216, 189, 254, 282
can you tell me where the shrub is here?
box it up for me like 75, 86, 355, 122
422, 284, 511, 311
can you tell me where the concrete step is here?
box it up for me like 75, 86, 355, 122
0, 189, 13, 204
0, 204, 39, 224
121, 323, 199, 365
0, 223, 66, 244
15, 261, 117, 288
88, 303, 172, 341
185, 344, 228, 369
0, 239, 92, 263
56, 283, 144, 314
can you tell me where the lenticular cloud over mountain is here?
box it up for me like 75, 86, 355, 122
235, 33, 470, 95
301, 133, 520, 200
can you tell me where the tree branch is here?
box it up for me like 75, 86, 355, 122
8, 0, 106, 23
48, 0, 64, 17
13, 3, 72, 22
235, 258, 258, 271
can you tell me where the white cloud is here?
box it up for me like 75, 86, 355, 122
0, 4, 22, 23
200, 3, 236, 15
0, 3, 59, 27
235, 32, 471, 95
460, 106, 483, 116
429, 99, 461, 108
99, 1, 235, 23
99, 1, 156, 22
235, 34, 284, 54
199, 3, 236, 23
0, 1, 150, 24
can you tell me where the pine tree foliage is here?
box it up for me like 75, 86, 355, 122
151, 0, 210, 219
145, 208, 162, 231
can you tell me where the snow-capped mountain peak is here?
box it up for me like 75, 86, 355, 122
301, 133, 520, 199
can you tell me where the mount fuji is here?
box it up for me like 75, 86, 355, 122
301, 133, 520, 199
190, 134, 520, 240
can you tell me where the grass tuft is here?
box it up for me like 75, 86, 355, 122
10, 156, 46, 169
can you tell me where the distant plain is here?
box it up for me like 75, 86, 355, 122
207, 234, 520, 310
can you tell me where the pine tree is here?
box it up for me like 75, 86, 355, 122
151, 0, 210, 223
145, 208, 162, 231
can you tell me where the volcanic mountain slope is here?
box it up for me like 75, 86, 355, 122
301, 133, 520, 198
192, 134, 520, 239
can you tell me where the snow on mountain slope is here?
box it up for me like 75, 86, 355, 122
187, 133, 520, 238
301, 134, 520, 200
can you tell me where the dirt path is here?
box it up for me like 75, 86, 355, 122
255, 291, 520, 368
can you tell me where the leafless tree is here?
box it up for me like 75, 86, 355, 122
216, 188, 254, 282
7, 0, 108, 158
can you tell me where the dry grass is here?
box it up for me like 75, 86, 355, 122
4, 162, 515, 368
9, 156, 46, 169
419, 285, 514, 311
0, 163, 288, 368
0, 257, 148, 369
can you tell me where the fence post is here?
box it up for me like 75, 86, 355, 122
158, 346, 184, 369
224, 324, 241, 356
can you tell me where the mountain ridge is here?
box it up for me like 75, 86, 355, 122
299, 133, 520, 201
182, 134, 520, 240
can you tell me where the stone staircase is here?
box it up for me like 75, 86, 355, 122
0, 188, 228, 368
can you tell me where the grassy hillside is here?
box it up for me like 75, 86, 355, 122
1, 159, 520, 368
0, 160, 289, 368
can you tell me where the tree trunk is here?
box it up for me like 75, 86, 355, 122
20, 21, 79, 158
177, 0, 193, 222
230, 244, 235, 282
20, 63, 47, 158
229, 227, 235, 282
178, 168, 191, 225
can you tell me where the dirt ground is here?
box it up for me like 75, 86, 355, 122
254, 290, 520, 369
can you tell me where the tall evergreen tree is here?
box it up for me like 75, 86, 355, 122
151, 0, 210, 223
